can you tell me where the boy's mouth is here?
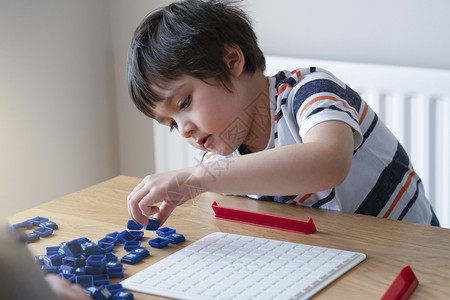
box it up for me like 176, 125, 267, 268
198, 135, 211, 148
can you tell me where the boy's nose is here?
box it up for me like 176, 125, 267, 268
178, 120, 195, 138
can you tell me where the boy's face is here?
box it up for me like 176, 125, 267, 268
151, 75, 254, 156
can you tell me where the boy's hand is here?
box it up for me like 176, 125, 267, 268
127, 170, 203, 226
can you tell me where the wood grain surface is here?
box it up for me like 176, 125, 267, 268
7, 175, 450, 299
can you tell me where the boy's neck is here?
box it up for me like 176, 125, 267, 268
241, 72, 271, 153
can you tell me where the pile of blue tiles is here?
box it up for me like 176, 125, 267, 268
11, 216, 186, 300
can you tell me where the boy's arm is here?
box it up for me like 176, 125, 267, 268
128, 120, 354, 225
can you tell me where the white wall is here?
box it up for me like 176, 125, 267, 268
0, 0, 119, 217
245, 0, 450, 70
2, 0, 449, 217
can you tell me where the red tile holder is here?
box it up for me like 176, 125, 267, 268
381, 265, 419, 300
211, 201, 316, 234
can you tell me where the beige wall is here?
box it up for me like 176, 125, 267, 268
0, 0, 120, 217
1, 0, 449, 218
109, 0, 161, 178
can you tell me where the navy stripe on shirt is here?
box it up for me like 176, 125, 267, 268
276, 77, 297, 90
355, 142, 410, 216
274, 72, 288, 87
277, 109, 284, 122
354, 114, 378, 154
307, 105, 359, 124
397, 180, 440, 226
312, 188, 336, 208
398, 179, 421, 220
430, 206, 440, 226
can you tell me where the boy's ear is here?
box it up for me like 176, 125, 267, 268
223, 44, 245, 78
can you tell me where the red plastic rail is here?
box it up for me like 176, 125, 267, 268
211, 201, 316, 234
381, 265, 419, 300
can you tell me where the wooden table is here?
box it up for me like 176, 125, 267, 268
7, 176, 450, 299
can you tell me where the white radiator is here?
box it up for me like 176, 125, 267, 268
153, 56, 450, 228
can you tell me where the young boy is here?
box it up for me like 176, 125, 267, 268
126, 0, 439, 227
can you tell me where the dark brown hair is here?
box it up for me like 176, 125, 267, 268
127, 0, 265, 118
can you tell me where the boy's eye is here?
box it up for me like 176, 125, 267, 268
169, 121, 177, 132
179, 97, 190, 110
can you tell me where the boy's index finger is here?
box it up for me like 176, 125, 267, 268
127, 193, 151, 226
127, 178, 147, 201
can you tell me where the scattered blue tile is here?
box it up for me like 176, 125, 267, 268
33, 226, 53, 237
93, 274, 110, 286
46, 246, 60, 256
166, 233, 185, 244
105, 232, 119, 239
148, 237, 170, 249
98, 235, 118, 246
12, 220, 33, 229
118, 230, 137, 243
112, 291, 134, 300
62, 239, 83, 257
130, 248, 150, 259
86, 255, 106, 268
128, 230, 144, 240
76, 275, 94, 288
106, 261, 123, 272
62, 256, 86, 267
28, 216, 49, 226
127, 220, 143, 230
84, 286, 97, 297
105, 262, 124, 278
121, 253, 142, 265
107, 268, 124, 279
60, 265, 75, 275
39, 221, 58, 230
105, 252, 118, 262
85, 265, 105, 275
23, 232, 40, 243
156, 227, 176, 237
98, 241, 114, 253
105, 283, 124, 295
44, 254, 64, 267
76, 237, 91, 244
93, 285, 113, 300
85, 254, 107, 275
81, 242, 102, 256
124, 240, 140, 251
145, 217, 160, 230
74, 267, 86, 275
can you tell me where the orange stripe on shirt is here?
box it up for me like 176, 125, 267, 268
298, 95, 359, 121
299, 193, 312, 203
291, 70, 301, 78
383, 171, 416, 218
278, 83, 292, 96
358, 101, 369, 125
202, 152, 217, 163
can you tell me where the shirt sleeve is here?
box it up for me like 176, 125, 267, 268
292, 72, 363, 149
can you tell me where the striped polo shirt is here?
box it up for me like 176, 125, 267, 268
205, 67, 439, 226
